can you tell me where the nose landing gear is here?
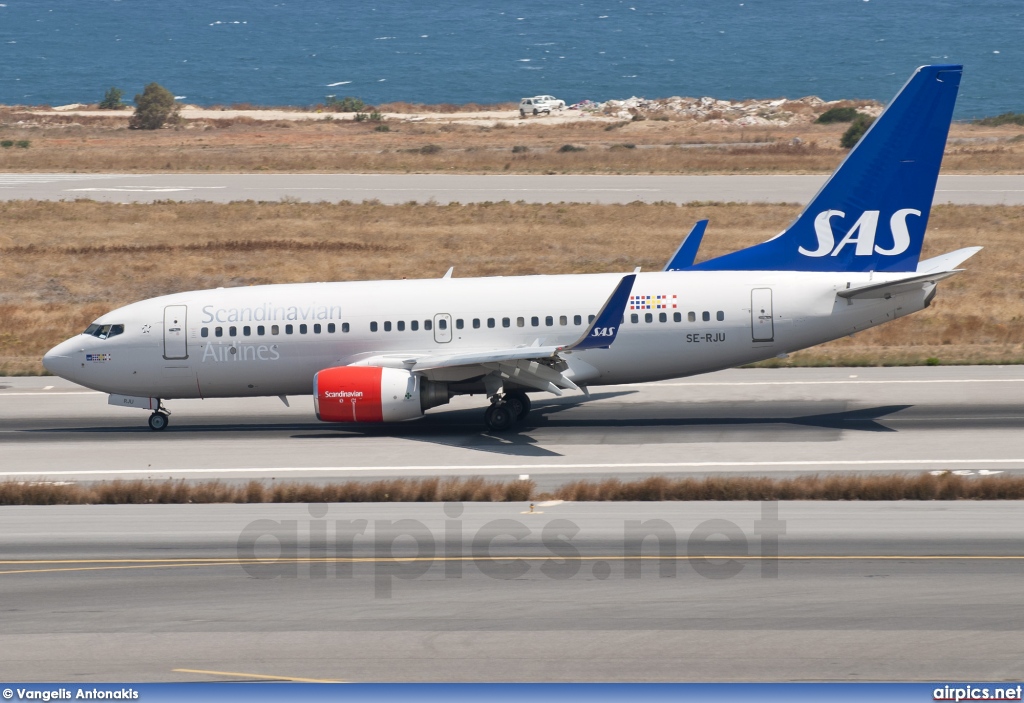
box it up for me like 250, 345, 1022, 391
483, 391, 532, 431
147, 401, 171, 431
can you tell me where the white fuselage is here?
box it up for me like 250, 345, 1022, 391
43, 269, 930, 402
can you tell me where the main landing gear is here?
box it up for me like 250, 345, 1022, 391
148, 401, 171, 431
484, 391, 532, 432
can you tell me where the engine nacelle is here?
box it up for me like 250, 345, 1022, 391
314, 366, 449, 423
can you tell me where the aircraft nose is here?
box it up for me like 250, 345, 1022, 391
42, 339, 77, 378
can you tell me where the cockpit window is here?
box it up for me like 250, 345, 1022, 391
83, 323, 125, 340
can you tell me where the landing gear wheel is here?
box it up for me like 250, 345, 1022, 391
148, 412, 169, 431
484, 403, 516, 432
503, 391, 531, 421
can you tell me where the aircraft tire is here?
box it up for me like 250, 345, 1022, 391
148, 412, 169, 431
503, 391, 531, 421
484, 403, 516, 432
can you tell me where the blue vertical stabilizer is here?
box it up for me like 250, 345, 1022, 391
690, 65, 962, 272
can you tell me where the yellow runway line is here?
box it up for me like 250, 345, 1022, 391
173, 667, 344, 683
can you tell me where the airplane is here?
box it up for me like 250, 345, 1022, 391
43, 64, 979, 432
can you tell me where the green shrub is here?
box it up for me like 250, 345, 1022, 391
816, 106, 859, 124
98, 86, 124, 110
326, 95, 366, 112
369, 111, 384, 122
926, 357, 940, 366
0, 140, 13, 148
974, 112, 1024, 127
558, 144, 585, 153
15, 140, 29, 148
129, 82, 180, 130
374, 124, 390, 132
419, 144, 442, 155
511, 145, 529, 153
840, 115, 875, 149
354, 112, 368, 122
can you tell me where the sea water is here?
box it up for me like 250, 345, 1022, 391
0, 0, 1021, 118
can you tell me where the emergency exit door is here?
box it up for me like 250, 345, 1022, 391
751, 288, 774, 342
163, 305, 188, 359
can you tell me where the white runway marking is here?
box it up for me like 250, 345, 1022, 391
640, 378, 1024, 387
2, 458, 1023, 478
0, 174, 143, 186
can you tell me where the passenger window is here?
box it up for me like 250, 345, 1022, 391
384, 321, 392, 332
559, 315, 567, 326
545, 316, 553, 327
229, 326, 237, 336
645, 313, 653, 323
425, 319, 432, 331
688, 312, 696, 322
630, 314, 639, 323
328, 323, 337, 333
285, 324, 293, 335
574, 315, 582, 326
659, 312, 667, 323
487, 318, 495, 328
201, 327, 209, 338
370, 322, 378, 332
473, 318, 480, 329
673, 312, 681, 323
517, 317, 525, 327
299, 324, 307, 334
410, 320, 418, 331
243, 326, 251, 336
341, 323, 348, 333
272, 325, 280, 335
257, 325, 265, 336
717, 311, 725, 321
215, 327, 223, 337
502, 317, 510, 328
702, 311, 710, 322
588, 315, 595, 323
399, 320, 406, 331
438, 319, 447, 330
455, 319, 462, 330
531, 316, 539, 327
313, 324, 321, 334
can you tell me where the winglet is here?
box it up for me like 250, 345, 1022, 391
664, 219, 708, 270
560, 274, 636, 351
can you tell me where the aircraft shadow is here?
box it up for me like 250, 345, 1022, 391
26, 398, 911, 459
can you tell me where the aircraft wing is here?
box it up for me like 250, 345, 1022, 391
663, 220, 708, 271
350, 274, 636, 395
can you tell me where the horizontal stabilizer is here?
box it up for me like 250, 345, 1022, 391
916, 246, 983, 274
838, 270, 962, 299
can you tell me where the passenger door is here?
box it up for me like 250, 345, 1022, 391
433, 313, 452, 344
750, 288, 774, 342
163, 305, 188, 359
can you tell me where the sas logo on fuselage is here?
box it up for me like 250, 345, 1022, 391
591, 326, 616, 338
799, 209, 921, 258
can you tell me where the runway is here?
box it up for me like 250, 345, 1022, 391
3, 366, 1024, 485
2, 501, 1022, 682
1, 172, 1024, 205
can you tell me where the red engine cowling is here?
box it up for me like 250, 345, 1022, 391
314, 366, 449, 423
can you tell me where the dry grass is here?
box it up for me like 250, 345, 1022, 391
3, 473, 1023, 505
0, 200, 1018, 374
1, 109, 1023, 174
551, 473, 1024, 501
0, 477, 535, 505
